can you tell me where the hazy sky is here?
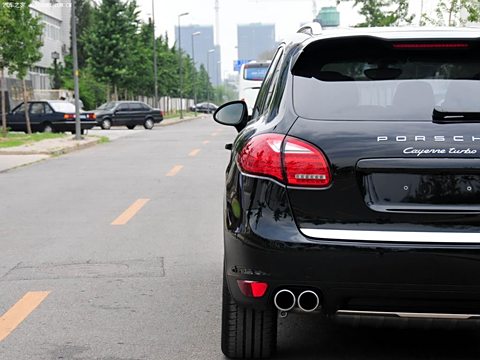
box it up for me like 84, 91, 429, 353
135, 0, 428, 77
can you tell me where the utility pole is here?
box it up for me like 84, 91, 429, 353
152, 0, 158, 108
191, 31, 201, 115
71, 0, 81, 140
178, 12, 189, 119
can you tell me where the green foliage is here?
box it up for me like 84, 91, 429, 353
61, 55, 106, 110
423, 0, 480, 26
44, 0, 212, 110
214, 83, 238, 105
338, 0, 414, 27
7, 0, 43, 79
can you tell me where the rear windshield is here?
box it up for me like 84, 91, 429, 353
49, 102, 76, 113
244, 64, 269, 81
292, 36, 480, 121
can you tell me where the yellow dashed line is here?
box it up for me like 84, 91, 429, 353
111, 199, 150, 225
166, 165, 184, 177
189, 149, 201, 157
0, 291, 50, 342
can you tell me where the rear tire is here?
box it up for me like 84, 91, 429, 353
100, 119, 112, 130
126, 125, 136, 130
221, 274, 277, 359
144, 118, 154, 130
42, 123, 53, 133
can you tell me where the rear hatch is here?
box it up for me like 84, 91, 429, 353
287, 34, 480, 240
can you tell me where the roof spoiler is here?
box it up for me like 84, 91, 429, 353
297, 22, 323, 36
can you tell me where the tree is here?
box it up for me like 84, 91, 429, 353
83, 0, 139, 99
422, 0, 480, 26
9, 0, 43, 134
338, 0, 414, 27
75, 0, 95, 69
0, 0, 13, 135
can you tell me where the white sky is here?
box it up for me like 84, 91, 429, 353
135, 0, 431, 77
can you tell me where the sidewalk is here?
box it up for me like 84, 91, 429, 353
0, 114, 206, 173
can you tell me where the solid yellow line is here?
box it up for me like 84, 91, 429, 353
202, 140, 210, 145
111, 198, 150, 225
0, 291, 50, 342
189, 149, 201, 157
166, 165, 184, 177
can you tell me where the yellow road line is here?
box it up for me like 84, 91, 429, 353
0, 291, 50, 342
202, 140, 210, 145
111, 198, 150, 225
166, 165, 184, 177
189, 149, 201, 157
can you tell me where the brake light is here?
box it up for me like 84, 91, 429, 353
237, 134, 283, 182
237, 134, 332, 188
64, 114, 74, 119
393, 43, 469, 49
284, 136, 331, 187
87, 113, 96, 120
237, 280, 268, 298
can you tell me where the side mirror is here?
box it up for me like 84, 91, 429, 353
213, 100, 248, 132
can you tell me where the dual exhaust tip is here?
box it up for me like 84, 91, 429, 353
274, 289, 320, 314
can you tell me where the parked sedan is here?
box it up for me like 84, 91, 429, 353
94, 101, 163, 130
7, 100, 96, 134
190, 102, 218, 113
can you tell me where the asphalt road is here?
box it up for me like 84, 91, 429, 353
1, 117, 480, 359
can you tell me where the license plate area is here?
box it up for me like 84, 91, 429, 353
357, 158, 480, 213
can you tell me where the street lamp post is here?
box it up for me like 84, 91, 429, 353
152, 0, 158, 108
191, 31, 201, 115
51, 51, 60, 90
206, 49, 215, 113
178, 12, 189, 119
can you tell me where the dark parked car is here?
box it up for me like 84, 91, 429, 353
189, 102, 218, 113
7, 100, 96, 134
214, 26, 480, 358
94, 101, 163, 130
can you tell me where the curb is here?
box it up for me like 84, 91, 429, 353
159, 114, 207, 127
0, 137, 101, 156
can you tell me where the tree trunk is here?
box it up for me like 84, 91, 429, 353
114, 85, 118, 101
1, 67, 7, 136
22, 79, 32, 134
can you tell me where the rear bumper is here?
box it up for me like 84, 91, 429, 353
53, 121, 96, 131
224, 228, 480, 315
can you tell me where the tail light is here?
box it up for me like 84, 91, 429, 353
237, 134, 283, 182
87, 113, 96, 120
64, 114, 74, 119
283, 136, 331, 187
237, 134, 331, 188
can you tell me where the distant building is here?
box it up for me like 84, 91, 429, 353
316, 7, 340, 28
175, 25, 222, 86
237, 23, 276, 62
29, 0, 71, 89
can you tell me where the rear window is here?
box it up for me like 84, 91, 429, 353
49, 102, 76, 113
292, 37, 480, 121
244, 64, 269, 81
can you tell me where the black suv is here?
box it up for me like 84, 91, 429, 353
214, 26, 480, 358
94, 101, 163, 130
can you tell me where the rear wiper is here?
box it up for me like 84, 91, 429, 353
433, 108, 480, 123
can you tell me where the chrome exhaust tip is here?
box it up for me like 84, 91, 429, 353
297, 290, 320, 312
274, 289, 296, 312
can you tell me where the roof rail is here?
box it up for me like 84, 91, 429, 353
297, 22, 323, 36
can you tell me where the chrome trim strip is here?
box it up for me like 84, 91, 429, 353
300, 228, 480, 244
337, 310, 480, 320
240, 172, 286, 188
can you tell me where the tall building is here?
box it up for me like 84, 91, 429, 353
29, 0, 71, 90
237, 23, 276, 61
175, 25, 222, 86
